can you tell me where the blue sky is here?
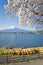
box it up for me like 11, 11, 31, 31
0, 0, 21, 30
0, 0, 33, 31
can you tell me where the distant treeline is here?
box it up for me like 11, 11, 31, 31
0, 32, 34, 34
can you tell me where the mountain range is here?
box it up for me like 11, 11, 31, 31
0, 28, 43, 34
0, 28, 28, 32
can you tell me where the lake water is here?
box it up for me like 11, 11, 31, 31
0, 34, 43, 48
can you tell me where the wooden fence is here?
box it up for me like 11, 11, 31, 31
0, 54, 43, 64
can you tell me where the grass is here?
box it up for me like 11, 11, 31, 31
0, 46, 43, 65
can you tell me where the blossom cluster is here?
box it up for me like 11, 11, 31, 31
4, 0, 43, 32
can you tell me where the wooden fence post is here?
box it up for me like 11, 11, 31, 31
6, 54, 8, 64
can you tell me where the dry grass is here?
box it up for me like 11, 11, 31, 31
0, 59, 42, 65
8, 59, 43, 65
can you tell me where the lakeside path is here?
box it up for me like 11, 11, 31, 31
8, 59, 43, 65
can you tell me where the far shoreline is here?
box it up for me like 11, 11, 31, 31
0, 32, 43, 34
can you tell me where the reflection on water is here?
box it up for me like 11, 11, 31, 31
0, 34, 43, 48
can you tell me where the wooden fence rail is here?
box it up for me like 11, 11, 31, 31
0, 54, 43, 64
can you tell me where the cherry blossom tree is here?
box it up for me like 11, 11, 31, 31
4, 0, 43, 32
